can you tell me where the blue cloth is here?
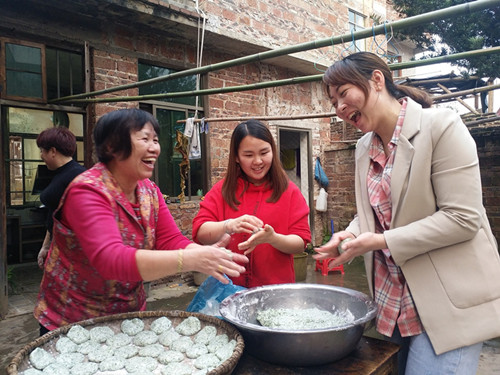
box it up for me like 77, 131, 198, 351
314, 158, 329, 188
186, 275, 246, 318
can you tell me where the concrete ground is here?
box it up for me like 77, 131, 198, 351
2, 258, 499, 374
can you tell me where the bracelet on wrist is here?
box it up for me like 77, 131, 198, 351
177, 249, 184, 273
223, 219, 233, 234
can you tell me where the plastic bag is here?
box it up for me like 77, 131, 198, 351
316, 187, 328, 212
314, 158, 329, 188
186, 275, 246, 318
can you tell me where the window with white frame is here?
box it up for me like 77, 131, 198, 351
348, 9, 366, 53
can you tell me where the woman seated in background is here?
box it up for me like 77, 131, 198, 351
34, 108, 247, 335
36, 126, 86, 268
192, 119, 311, 288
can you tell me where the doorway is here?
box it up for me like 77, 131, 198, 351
278, 128, 314, 241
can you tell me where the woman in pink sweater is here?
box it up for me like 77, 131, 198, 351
193, 120, 311, 287
35, 109, 247, 334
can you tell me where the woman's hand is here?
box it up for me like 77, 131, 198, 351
313, 231, 387, 267
225, 214, 263, 235
313, 231, 354, 260
185, 244, 249, 284
38, 230, 52, 269
37, 246, 50, 269
237, 224, 275, 254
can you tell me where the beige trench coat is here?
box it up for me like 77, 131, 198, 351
346, 97, 500, 355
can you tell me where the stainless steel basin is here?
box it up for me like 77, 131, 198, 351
220, 283, 377, 366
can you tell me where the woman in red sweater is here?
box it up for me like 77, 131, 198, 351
193, 120, 311, 287
35, 109, 247, 334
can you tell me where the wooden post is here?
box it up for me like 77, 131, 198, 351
437, 83, 479, 114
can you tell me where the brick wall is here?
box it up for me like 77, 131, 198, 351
206, 54, 330, 184
200, 0, 348, 64
471, 126, 500, 243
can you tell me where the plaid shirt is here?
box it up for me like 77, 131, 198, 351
367, 99, 424, 338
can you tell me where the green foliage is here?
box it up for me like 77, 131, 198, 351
322, 223, 332, 245
305, 243, 315, 254
391, 0, 499, 79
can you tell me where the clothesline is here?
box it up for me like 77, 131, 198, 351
175, 112, 337, 123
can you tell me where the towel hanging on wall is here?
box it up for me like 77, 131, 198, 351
314, 157, 329, 188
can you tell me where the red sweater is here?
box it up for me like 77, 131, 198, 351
193, 178, 311, 287
35, 163, 191, 329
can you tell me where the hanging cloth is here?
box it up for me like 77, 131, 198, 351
200, 118, 209, 134
314, 157, 329, 188
281, 149, 296, 170
184, 118, 202, 160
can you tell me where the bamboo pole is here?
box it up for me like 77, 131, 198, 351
174, 82, 500, 124
402, 76, 481, 86
50, 0, 500, 104
176, 112, 337, 124
433, 83, 500, 101
465, 116, 500, 126
59, 47, 500, 104
437, 83, 480, 114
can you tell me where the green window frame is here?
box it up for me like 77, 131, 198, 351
138, 63, 205, 200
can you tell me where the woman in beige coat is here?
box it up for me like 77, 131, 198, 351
315, 52, 500, 375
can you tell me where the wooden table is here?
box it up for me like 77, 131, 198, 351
233, 336, 400, 374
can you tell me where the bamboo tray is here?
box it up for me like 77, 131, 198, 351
7, 310, 244, 375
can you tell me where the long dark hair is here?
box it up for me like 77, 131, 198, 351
222, 120, 289, 210
94, 108, 160, 163
323, 52, 432, 108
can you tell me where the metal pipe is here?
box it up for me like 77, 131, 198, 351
59, 47, 500, 104
50, 0, 500, 103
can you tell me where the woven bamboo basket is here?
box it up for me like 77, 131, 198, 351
7, 310, 244, 375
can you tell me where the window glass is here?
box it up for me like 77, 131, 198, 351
5, 107, 84, 206
76, 141, 84, 161
8, 107, 83, 137
46, 48, 84, 100
2, 41, 84, 102
138, 63, 200, 106
9, 136, 23, 206
348, 10, 365, 52
5, 43, 43, 98
24, 161, 40, 201
6, 71, 43, 98
138, 63, 205, 200
68, 113, 84, 137
24, 139, 39, 160
6, 43, 42, 72
9, 107, 53, 134
155, 108, 203, 199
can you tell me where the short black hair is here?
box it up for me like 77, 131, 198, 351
94, 108, 160, 163
36, 127, 77, 156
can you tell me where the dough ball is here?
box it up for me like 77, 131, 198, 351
121, 318, 144, 336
